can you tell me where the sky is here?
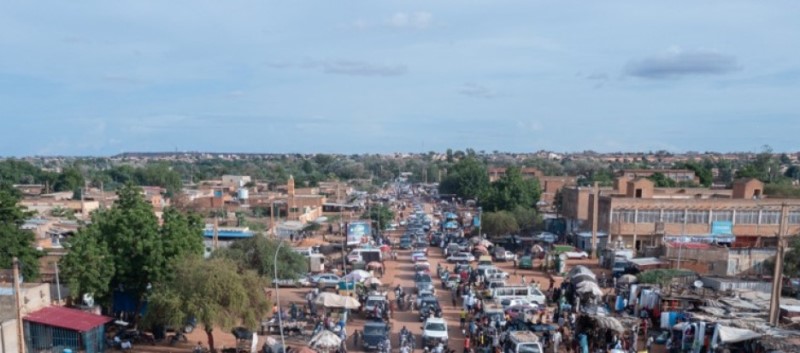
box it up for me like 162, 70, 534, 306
2, 1, 800, 156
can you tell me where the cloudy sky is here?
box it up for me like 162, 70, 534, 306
2, 1, 799, 156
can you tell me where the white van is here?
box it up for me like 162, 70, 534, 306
492, 286, 547, 305
507, 331, 542, 353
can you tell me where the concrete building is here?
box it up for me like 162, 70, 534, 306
620, 169, 699, 184
539, 176, 577, 208
663, 243, 776, 277
0, 283, 52, 353
221, 175, 252, 189
488, 167, 543, 182
585, 178, 800, 251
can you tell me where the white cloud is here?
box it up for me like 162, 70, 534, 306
458, 83, 498, 99
388, 12, 433, 29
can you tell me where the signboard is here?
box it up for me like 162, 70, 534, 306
346, 221, 371, 246
473, 215, 481, 228
665, 234, 735, 244
711, 221, 733, 235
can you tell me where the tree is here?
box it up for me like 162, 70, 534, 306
511, 206, 540, 231
59, 227, 115, 300
0, 188, 42, 280
145, 256, 269, 352
438, 157, 490, 200
60, 184, 204, 313
54, 167, 85, 192
363, 204, 395, 230
675, 162, 713, 187
214, 237, 307, 280
647, 172, 677, 187
481, 211, 519, 237
483, 166, 541, 212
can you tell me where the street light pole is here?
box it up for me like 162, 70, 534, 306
273, 241, 286, 348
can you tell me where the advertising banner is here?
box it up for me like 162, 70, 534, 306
347, 221, 371, 246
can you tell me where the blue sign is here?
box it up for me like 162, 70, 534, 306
473, 216, 481, 227
347, 221, 371, 245
711, 221, 733, 235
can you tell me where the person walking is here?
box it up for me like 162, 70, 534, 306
552, 330, 562, 353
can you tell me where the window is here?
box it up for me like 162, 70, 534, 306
761, 210, 781, 225
612, 209, 636, 223
662, 210, 685, 224
636, 210, 660, 223
711, 210, 733, 222
735, 210, 759, 224
686, 210, 709, 224
789, 212, 800, 225
635, 189, 643, 198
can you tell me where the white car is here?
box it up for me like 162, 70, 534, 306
564, 251, 589, 259
421, 317, 449, 347
309, 273, 340, 288
446, 252, 475, 263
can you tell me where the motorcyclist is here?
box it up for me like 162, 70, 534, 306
400, 326, 409, 339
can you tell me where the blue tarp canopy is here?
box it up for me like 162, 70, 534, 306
445, 212, 458, 220
444, 221, 459, 229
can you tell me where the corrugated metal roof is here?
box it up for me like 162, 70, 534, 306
25, 306, 113, 332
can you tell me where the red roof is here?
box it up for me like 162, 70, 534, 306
25, 306, 113, 332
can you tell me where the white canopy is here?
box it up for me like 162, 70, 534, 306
716, 325, 761, 344
575, 281, 603, 296
343, 270, 372, 282
315, 293, 361, 309
310, 329, 342, 350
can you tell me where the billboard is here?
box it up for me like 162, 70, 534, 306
347, 221, 372, 246
711, 221, 733, 235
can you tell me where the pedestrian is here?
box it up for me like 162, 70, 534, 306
353, 330, 361, 348
521, 275, 527, 285
463, 336, 471, 353
552, 330, 562, 353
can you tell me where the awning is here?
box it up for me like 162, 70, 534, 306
314, 293, 360, 309
25, 306, 113, 332
716, 325, 761, 344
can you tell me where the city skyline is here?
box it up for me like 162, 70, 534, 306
2, 1, 800, 156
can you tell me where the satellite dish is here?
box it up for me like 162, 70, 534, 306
83, 293, 95, 307
693, 280, 703, 289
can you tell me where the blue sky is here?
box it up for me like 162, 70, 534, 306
2, 1, 799, 156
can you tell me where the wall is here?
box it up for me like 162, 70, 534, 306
0, 319, 19, 353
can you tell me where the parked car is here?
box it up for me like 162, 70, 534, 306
421, 317, 449, 348
309, 273, 340, 289
446, 252, 475, 263
362, 320, 391, 351
271, 277, 311, 288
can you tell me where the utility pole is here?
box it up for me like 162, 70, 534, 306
591, 182, 599, 259
13, 257, 27, 353
270, 200, 275, 238
769, 203, 789, 326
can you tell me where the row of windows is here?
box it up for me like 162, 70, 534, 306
612, 210, 800, 225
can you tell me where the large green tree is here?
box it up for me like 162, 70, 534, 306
60, 184, 204, 310
481, 211, 519, 237
0, 188, 42, 280
59, 227, 116, 300
483, 166, 541, 212
439, 157, 490, 200
145, 256, 269, 352
363, 204, 395, 230
213, 236, 307, 280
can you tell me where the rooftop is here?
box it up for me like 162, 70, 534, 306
25, 306, 113, 332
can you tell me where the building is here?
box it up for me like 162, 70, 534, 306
0, 283, 52, 353
220, 175, 252, 190
24, 306, 113, 353
487, 167, 543, 182
538, 176, 576, 208
620, 169, 699, 184
663, 243, 776, 277
560, 186, 613, 233
586, 178, 800, 251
